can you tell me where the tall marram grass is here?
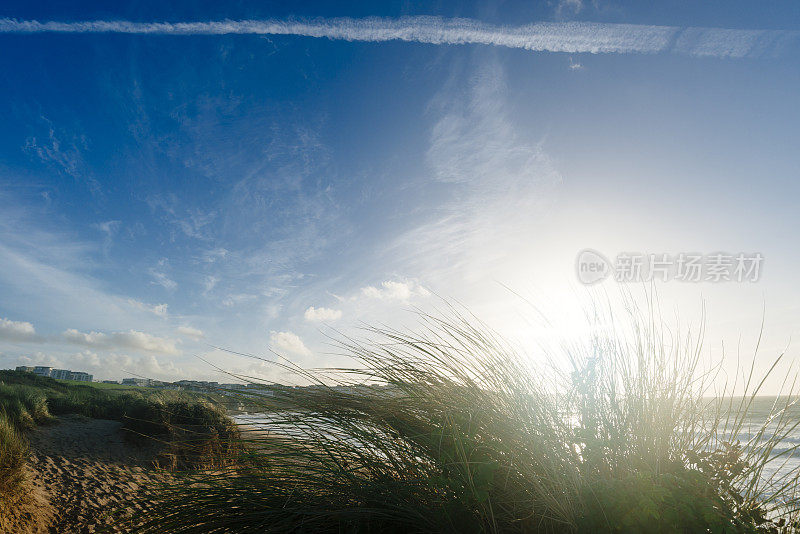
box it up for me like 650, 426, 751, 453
0, 413, 30, 530
0, 383, 54, 531
0, 384, 54, 431
144, 301, 800, 533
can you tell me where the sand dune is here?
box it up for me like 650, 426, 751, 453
7, 415, 175, 534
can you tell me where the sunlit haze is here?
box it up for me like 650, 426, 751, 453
1, 1, 798, 392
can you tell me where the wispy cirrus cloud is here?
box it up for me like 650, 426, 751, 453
0, 16, 796, 58
127, 299, 169, 317
383, 56, 562, 285
148, 259, 177, 290
22, 115, 101, 194
555, 0, 584, 18
177, 325, 205, 339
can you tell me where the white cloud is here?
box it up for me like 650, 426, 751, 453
201, 248, 228, 263
0, 237, 147, 332
381, 58, 563, 288
134, 353, 182, 377
93, 220, 121, 236
556, 0, 584, 17
149, 268, 177, 290
0, 317, 38, 342
72, 349, 102, 367
222, 293, 258, 307
62, 328, 182, 355
62, 329, 113, 347
127, 299, 169, 317
22, 117, 101, 194
94, 220, 121, 255
0, 17, 793, 59
303, 306, 343, 322
361, 279, 430, 301
177, 325, 205, 339
17, 351, 62, 367
69, 351, 183, 381
426, 60, 562, 196
203, 275, 219, 294
269, 331, 311, 356
176, 209, 217, 240
146, 195, 218, 241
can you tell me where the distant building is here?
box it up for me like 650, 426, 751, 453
148, 380, 178, 389
70, 372, 93, 382
122, 378, 150, 386
102, 380, 119, 384
18, 365, 93, 382
220, 383, 247, 390
51, 369, 72, 380
155, 382, 180, 390
175, 380, 221, 391
33, 366, 52, 377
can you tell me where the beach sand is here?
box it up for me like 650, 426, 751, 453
6, 414, 175, 534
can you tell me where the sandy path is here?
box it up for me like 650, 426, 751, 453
15, 414, 175, 533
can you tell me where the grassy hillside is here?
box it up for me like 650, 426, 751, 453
56, 379, 143, 390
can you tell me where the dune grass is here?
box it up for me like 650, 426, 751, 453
56, 379, 143, 390
0, 370, 243, 533
0, 370, 240, 469
0, 412, 30, 530
141, 302, 800, 533
0, 381, 54, 529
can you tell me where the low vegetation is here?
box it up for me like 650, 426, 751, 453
0, 370, 239, 531
0, 370, 239, 465
143, 303, 800, 533
0, 412, 29, 528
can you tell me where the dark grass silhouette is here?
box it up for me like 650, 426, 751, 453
141, 300, 800, 533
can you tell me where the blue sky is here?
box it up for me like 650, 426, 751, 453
0, 1, 799, 386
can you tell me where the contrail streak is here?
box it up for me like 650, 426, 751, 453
0, 16, 796, 58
